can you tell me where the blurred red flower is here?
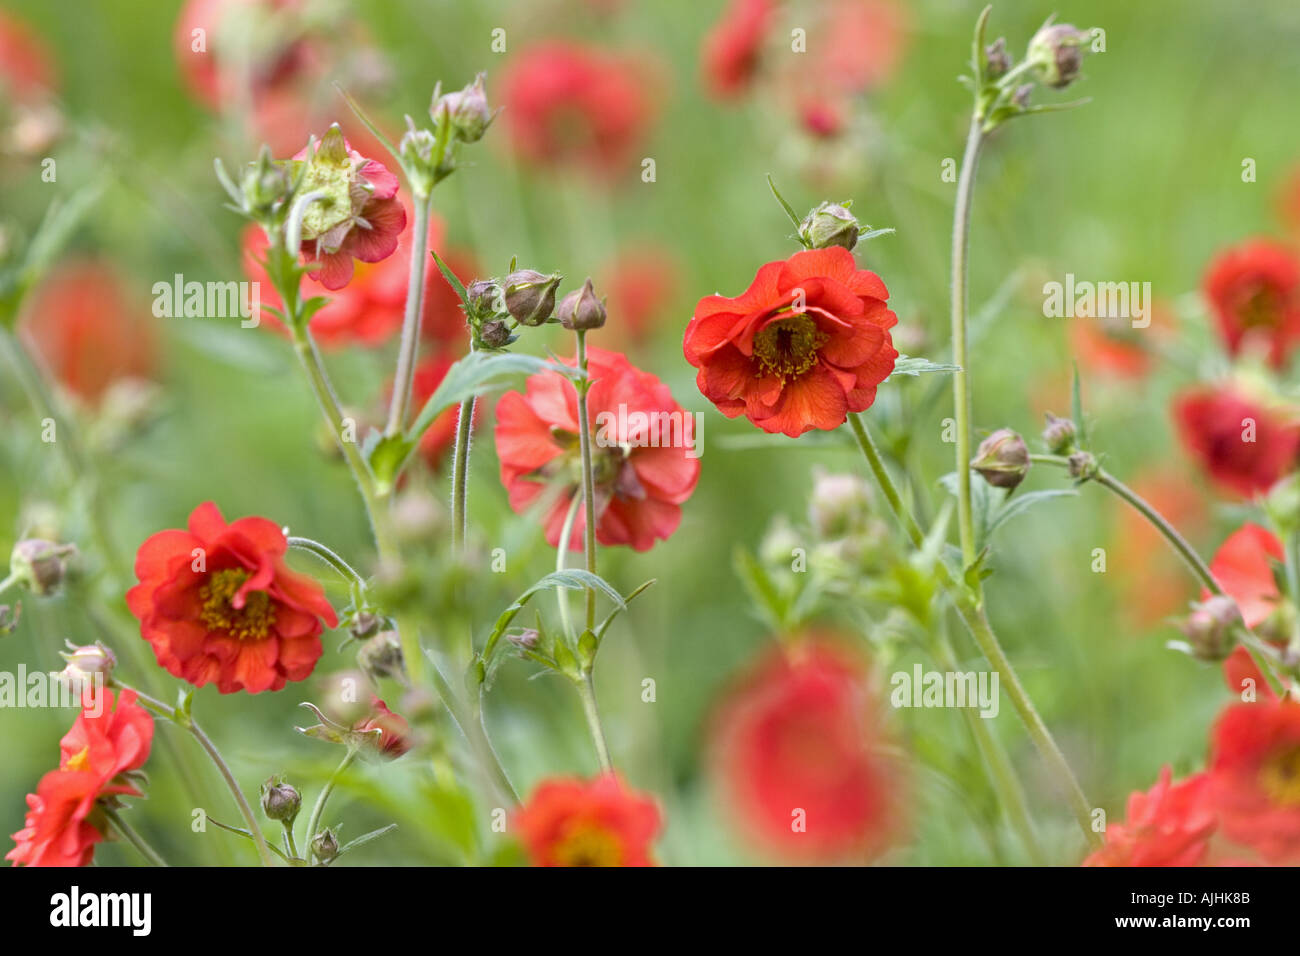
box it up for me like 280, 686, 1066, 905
1069, 301, 1174, 381
515, 773, 661, 866
18, 260, 156, 405
495, 346, 700, 552
702, 0, 775, 98
500, 42, 655, 175
709, 638, 905, 862
1207, 523, 1287, 700
353, 697, 411, 759
409, 353, 465, 470
8, 689, 154, 867
1203, 239, 1300, 368
1172, 385, 1300, 498
126, 501, 338, 694
1082, 767, 1216, 867
1208, 699, 1300, 862
598, 245, 680, 342
684, 247, 897, 436
1113, 467, 1206, 630
0, 8, 55, 99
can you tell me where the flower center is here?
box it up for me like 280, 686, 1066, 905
1238, 283, 1283, 330
753, 315, 827, 381
64, 745, 90, 773
552, 824, 624, 867
1259, 745, 1300, 806
199, 568, 276, 641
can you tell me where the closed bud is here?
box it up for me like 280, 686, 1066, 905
798, 201, 860, 252
1067, 450, 1098, 481
58, 640, 116, 690
479, 319, 511, 349
557, 278, 607, 331
808, 468, 873, 539
10, 539, 76, 596
985, 37, 1010, 79
1042, 413, 1077, 454
311, 827, 340, 864
260, 776, 301, 824
508, 628, 540, 651
241, 145, 291, 217
466, 278, 500, 315
1178, 596, 1240, 662
1026, 22, 1090, 89
1012, 83, 1034, 108
503, 269, 560, 327
434, 72, 493, 144
357, 630, 406, 684
970, 429, 1030, 490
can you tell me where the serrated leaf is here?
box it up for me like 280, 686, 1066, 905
885, 355, 961, 383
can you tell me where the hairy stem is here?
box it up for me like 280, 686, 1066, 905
104, 807, 169, 867
576, 672, 613, 773
303, 749, 356, 863
385, 193, 434, 438
574, 331, 599, 633
450, 394, 477, 554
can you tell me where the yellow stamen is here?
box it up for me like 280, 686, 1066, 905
199, 568, 276, 641
753, 315, 827, 381
552, 824, 624, 867
1259, 745, 1300, 806
64, 745, 90, 773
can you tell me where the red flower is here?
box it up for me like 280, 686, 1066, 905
500, 43, 655, 174
8, 689, 154, 867
598, 245, 679, 342
1082, 767, 1216, 867
18, 260, 156, 404
1207, 524, 1287, 699
292, 129, 406, 291
514, 773, 661, 866
1069, 301, 1174, 381
126, 502, 338, 694
702, 0, 775, 98
495, 347, 700, 552
1207, 699, 1300, 862
684, 247, 898, 437
1172, 385, 1300, 498
709, 637, 905, 862
1203, 239, 1300, 368
0, 8, 55, 100
353, 697, 411, 759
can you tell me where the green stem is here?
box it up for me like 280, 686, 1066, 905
104, 807, 169, 867
426, 653, 520, 804
0, 573, 19, 597
555, 492, 583, 641
450, 394, 477, 554
576, 672, 613, 773
574, 331, 598, 633
385, 192, 434, 437
283, 824, 300, 863
286, 535, 368, 589
303, 749, 356, 863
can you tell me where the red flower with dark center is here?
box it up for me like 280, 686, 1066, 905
18, 260, 156, 405
702, 0, 775, 98
1203, 239, 1300, 368
495, 346, 700, 552
1208, 699, 1300, 862
684, 247, 898, 437
514, 773, 661, 866
709, 637, 905, 862
126, 502, 338, 694
8, 689, 154, 867
1172, 385, 1300, 498
1207, 523, 1288, 700
353, 697, 411, 759
500, 43, 655, 175
1082, 767, 1216, 867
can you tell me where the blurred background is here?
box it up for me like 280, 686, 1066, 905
2, 0, 1300, 866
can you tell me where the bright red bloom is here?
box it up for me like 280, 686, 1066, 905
0, 9, 55, 100
495, 347, 700, 552
18, 260, 156, 404
1172, 385, 1300, 498
1208, 699, 1300, 862
702, 0, 775, 98
126, 502, 338, 694
1082, 767, 1216, 867
8, 689, 154, 867
500, 43, 655, 174
1207, 523, 1287, 700
710, 638, 905, 862
515, 773, 661, 866
353, 697, 411, 759
684, 247, 898, 437
1203, 239, 1300, 368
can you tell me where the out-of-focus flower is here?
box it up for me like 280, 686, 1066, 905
7, 689, 154, 867
598, 246, 679, 342
1172, 385, 1300, 499
352, 697, 411, 759
407, 354, 467, 471
1206, 523, 1288, 700
1082, 767, 1216, 867
1069, 301, 1174, 381
18, 260, 157, 405
126, 501, 338, 694
495, 347, 700, 552
500, 43, 656, 175
1208, 699, 1300, 862
0, 9, 55, 99
709, 637, 906, 862
1112, 467, 1207, 630
684, 248, 897, 437
1203, 239, 1300, 369
514, 773, 661, 866
702, 0, 775, 99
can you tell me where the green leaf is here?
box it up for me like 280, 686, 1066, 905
884, 355, 961, 383
336, 823, 398, 859
430, 248, 470, 309
937, 471, 995, 551
207, 818, 290, 861
986, 488, 1078, 538
594, 578, 655, 642
733, 546, 790, 632
361, 429, 414, 493
857, 227, 896, 242
336, 84, 403, 172
766, 174, 803, 231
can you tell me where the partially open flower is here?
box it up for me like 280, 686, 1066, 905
971, 429, 1030, 490
433, 72, 494, 144
1026, 22, 1090, 89
353, 697, 411, 759
58, 641, 116, 692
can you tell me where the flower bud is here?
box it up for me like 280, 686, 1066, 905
357, 630, 406, 684
1026, 22, 1090, 89
433, 72, 493, 143
503, 269, 560, 327
1067, 450, 1098, 481
479, 319, 511, 349
9, 539, 76, 596
466, 278, 500, 315
1042, 413, 1077, 455
1178, 596, 1241, 662
353, 697, 412, 759
311, 827, 340, 864
260, 776, 301, 824
508, 628, 540, 651
984, 38, 1010, 79
557, 278, 607, 331
970, 429, 1030, 490
241, 145, 291, 218
808, 469, 873, 539
58, 641, 116, 690
1012, 84, 1034, 108
0, 604, 18, 635
798, 201, 860, 252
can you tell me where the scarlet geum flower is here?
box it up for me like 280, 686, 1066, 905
1203, 239, 1300, 369
1081, 767, 1216, 867
702, 0, 775, 98
1208, 699, 1300, 862
353, 697, 411, 759
1172, 385, 1300, 499
515, 773, 661, 866
1206, 523, 1289, 700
